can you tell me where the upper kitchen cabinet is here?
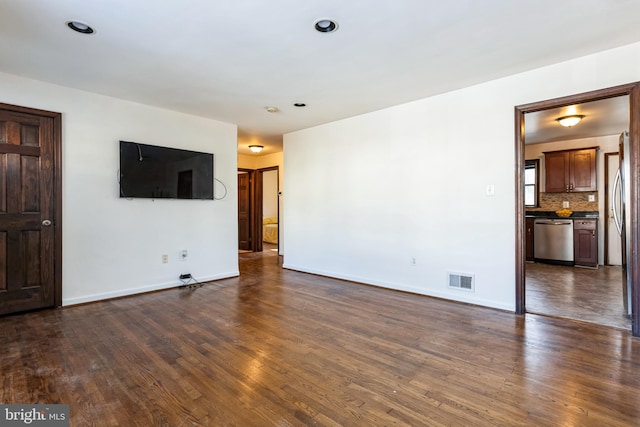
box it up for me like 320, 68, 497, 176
544, 147, 597, 192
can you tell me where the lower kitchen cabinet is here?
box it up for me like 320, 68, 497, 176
525, 217, 535, 262
574, 219, 598, 267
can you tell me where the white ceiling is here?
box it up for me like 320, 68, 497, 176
524, 96, 630, 145
1, 1, 640, 155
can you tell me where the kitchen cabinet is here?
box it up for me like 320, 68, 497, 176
574, 219, 598, 267
544, 147, 597, 193
525, 217, 535, 262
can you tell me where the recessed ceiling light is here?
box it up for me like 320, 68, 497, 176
314, 19, 338, 33
294, 103, 306, 107
66, 20, 95, 34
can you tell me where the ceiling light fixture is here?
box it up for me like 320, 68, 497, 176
556, 115, 585, 127
265, 106, 279, 113
66, 20, 95, 34
314, 19, 338, 33
249, 145, 264, 153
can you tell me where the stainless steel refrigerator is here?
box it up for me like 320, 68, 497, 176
613, 131, 632, 317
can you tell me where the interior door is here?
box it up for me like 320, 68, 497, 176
238, 171, 252, 251
0, 104, 61, 315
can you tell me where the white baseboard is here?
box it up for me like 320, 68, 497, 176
282, 263, 514, 312
62, 270, 240, 307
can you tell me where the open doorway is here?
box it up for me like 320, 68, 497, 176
237, 167, 279, 253
515, 82, 640, 337
261, 168, 279, 254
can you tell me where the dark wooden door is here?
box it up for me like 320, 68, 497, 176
238, 172, 252, 251
0, 104, 61, 315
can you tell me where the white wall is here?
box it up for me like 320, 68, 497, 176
262, 170, 278, 218
0, 71, 239, 305
284, 41, 640, 311
237, 153, 258, 170
238, 152, 283, 177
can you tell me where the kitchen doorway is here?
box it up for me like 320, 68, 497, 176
514, 82, 640, 336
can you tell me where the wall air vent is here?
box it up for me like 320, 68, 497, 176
448, 272, 475, 292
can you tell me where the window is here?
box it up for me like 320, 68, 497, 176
524, 159, 539, 207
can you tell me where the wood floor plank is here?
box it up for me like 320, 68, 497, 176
1, 250, 640, 426
526, 262, 631, 329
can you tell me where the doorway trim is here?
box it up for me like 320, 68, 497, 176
514, 82, 640, 336
238, 168, 258, 252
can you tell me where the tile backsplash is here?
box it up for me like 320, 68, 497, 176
528, 192, 598, 212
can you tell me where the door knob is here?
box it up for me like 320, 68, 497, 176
42, 219, 52, 227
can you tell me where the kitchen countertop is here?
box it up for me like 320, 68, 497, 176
525, 211, 599, 219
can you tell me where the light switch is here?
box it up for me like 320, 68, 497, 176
486, 184, 495, 196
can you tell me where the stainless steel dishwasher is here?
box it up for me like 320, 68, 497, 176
534, 219, 574, 263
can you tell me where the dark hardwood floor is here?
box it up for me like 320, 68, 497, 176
2, 251, 640, 426
525, 262, 631, 330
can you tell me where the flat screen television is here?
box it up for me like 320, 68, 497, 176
119, 141, 214, 199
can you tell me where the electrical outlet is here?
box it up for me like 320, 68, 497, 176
562, 201, 570, 208
588, 194, 596, 202
162, 254, 168, 264
411, 257, 417, 266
